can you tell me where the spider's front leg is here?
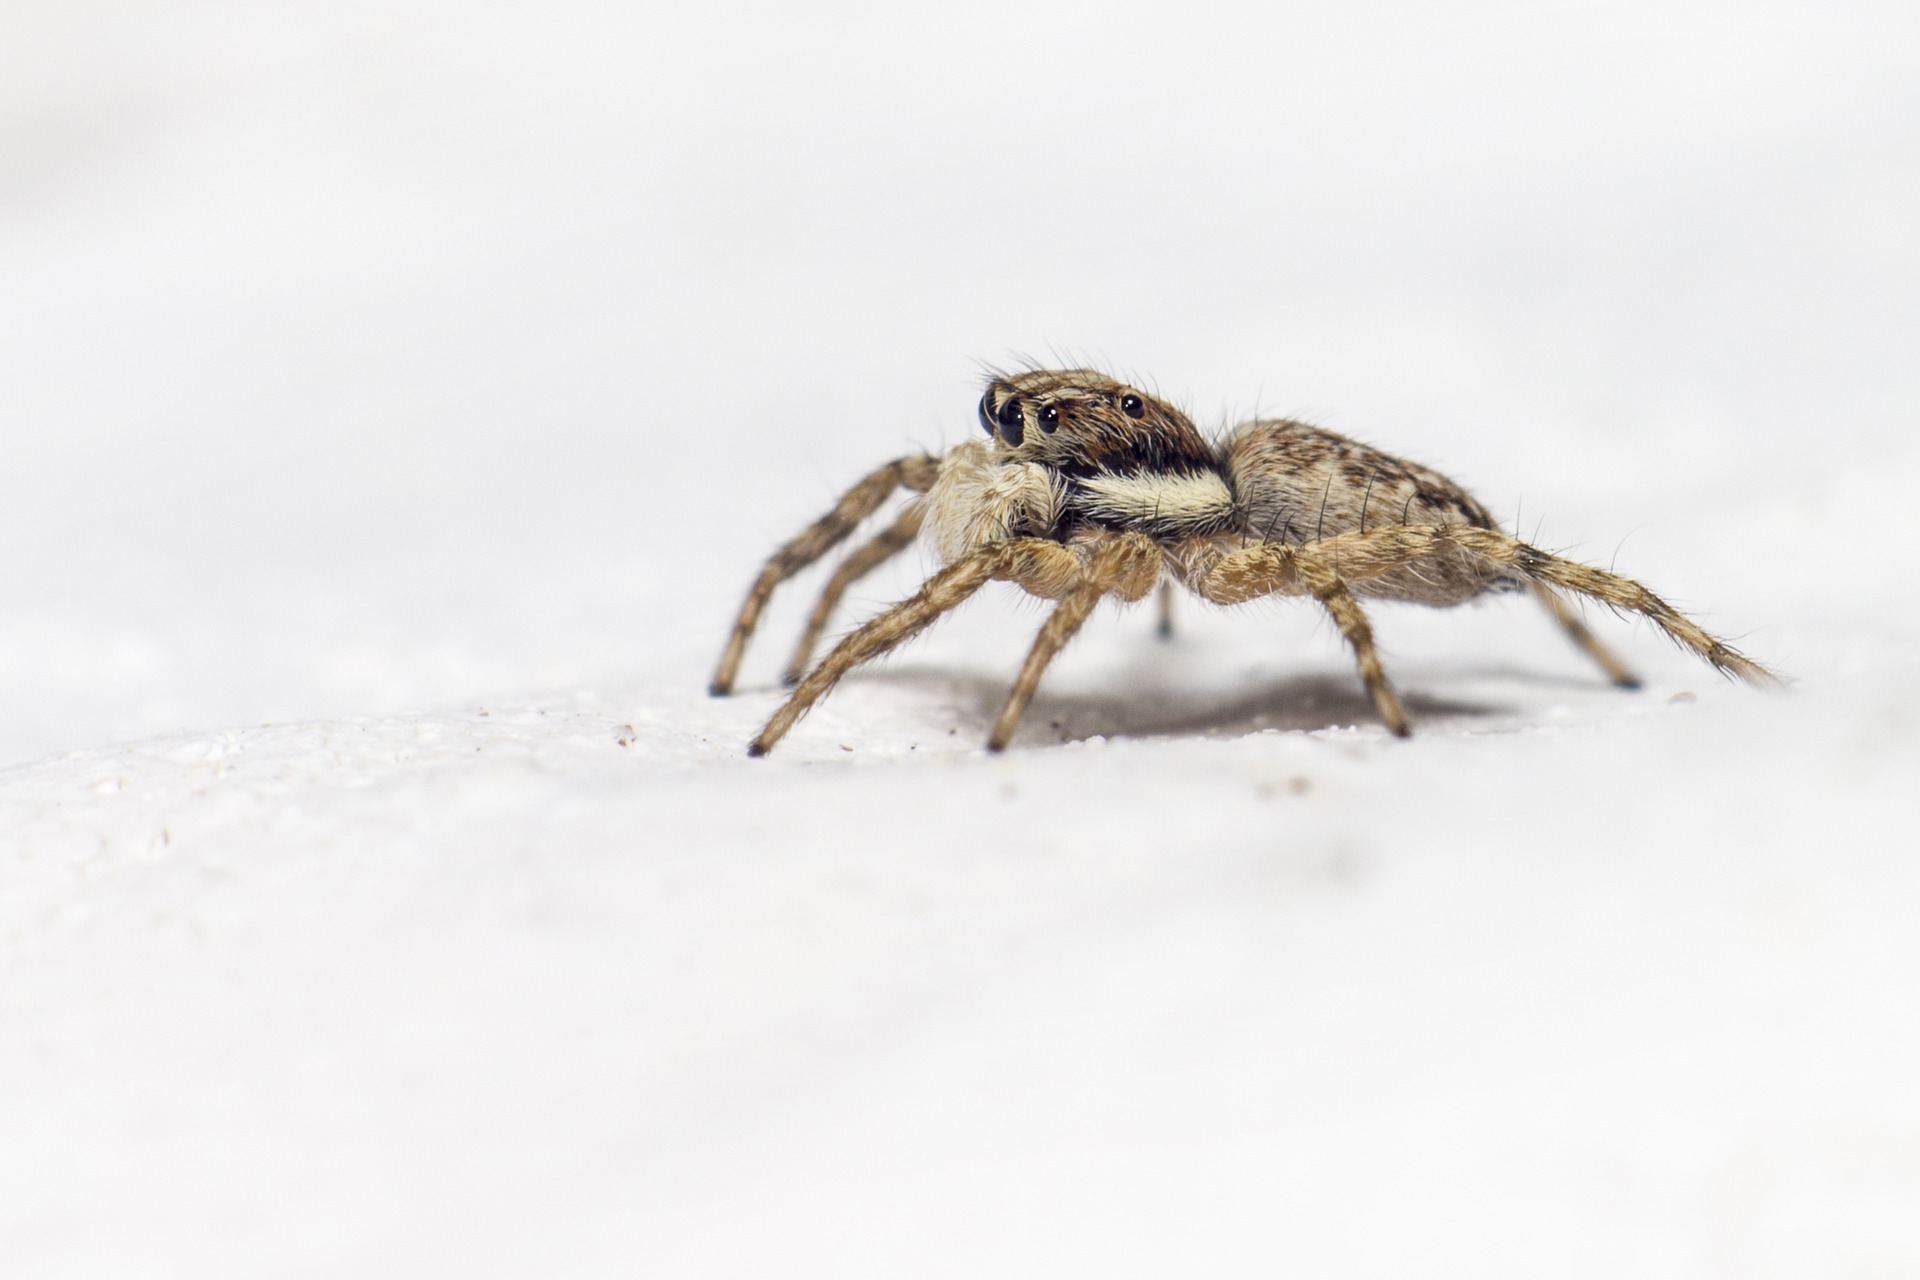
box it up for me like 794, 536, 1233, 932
710, 454, 940, 696
748, 537, 1081, 757
782, 501, 927, 687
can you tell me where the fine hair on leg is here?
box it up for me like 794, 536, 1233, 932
711, 455, 938, 697
783, 502, 927, 687
1533, 582, 1640, 688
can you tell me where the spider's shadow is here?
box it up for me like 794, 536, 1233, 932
854, 662, 1527, 745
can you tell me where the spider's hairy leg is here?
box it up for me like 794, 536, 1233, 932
748, 538, 1081, 757
1179, 540, 1303, 606
783, 502, 927, 687
1298, 561, 1411, 737
1313, 525, 1783, 688
1533, 583, 1641, 689
988, 534, 1162, 752
710, 454, 940, 696
1178, 540, 1409, 734
1155, 579, 1176, 640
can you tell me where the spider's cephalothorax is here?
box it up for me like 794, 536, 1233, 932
972, 369, 1241, 546
711, 368, 1778, 756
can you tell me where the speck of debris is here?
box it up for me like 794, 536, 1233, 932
1668, 691, 1697, 705
839, 743, 854, 752
1254, 775, 1311, 801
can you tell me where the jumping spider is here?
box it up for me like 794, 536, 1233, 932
712, 368, 1777, 756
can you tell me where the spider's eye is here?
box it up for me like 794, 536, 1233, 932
1038, 404, 1060, 432
1120, 393, 1145, 419
996, 397, 1026, 447
977, 393, 997, 437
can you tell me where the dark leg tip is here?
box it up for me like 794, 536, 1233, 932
1156, 620, 1175, 641
985, 738, 1008, 754
746, 741, 768, 758
780, 671, 801, 689
708, 681, 731, 698
1389, 722, 1413, 739
1615, 674, 1644, 691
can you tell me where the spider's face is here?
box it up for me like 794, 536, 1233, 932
976, 368, 1216, 476
977, 369, 1146, 450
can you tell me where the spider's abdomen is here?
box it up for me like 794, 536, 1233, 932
1225, 419, 1517, 605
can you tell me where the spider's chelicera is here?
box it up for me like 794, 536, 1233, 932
712, 368, 1777, 755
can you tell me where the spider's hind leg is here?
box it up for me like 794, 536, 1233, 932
1302, 524, 1780, 688
1533, 582, 1641, 689
1457, 528, 1780, 687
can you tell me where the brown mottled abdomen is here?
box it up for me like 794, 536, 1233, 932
1224, 419, 1517, 605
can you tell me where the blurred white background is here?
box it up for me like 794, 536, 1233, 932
3, 2, 1917, 1276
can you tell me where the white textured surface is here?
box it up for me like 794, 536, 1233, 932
3, 2, 1918, 1276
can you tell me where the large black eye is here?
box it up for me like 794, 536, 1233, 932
976, 393, 998, 437
1120, 393, 1145, 419
1038, 404, 1060, 432
996, 397, 1025, 447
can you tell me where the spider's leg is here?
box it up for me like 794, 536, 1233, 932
987, 535, 1160, 752
1533, 583, 1640, 689
782, 501, 926, 687
1297, 558, 1410, 737
1155, 579, 1176, 640
749, 538, 1079, 757
711, 454, 940, 696
1178, 539, 1410, 735
1308, 525, 1781, 688
1181, 541, 1301, 606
